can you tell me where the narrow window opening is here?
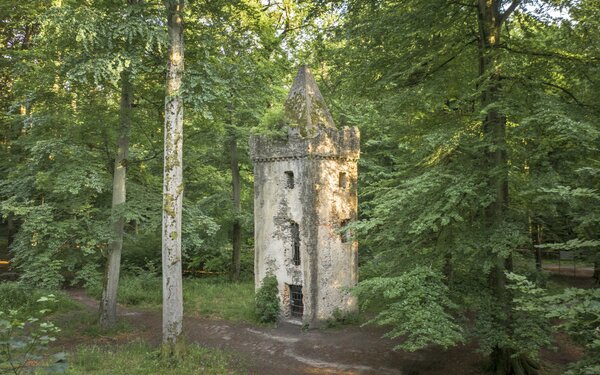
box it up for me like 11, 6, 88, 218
291, 221, 300, 265
339, 172, 348, 189
340, 219, 351, 243
285, 171, 294, 189
289, 285, 303, 318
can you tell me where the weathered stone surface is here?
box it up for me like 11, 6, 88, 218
251, 67, 360, 326
284, 66, 336, 137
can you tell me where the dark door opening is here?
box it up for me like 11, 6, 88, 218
289, 285, 303, 318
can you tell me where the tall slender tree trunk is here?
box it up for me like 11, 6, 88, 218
100, 68, 133, 330
477, 1, 539, 374
6, 213, 15, 250
531, 221, 543, 271
162, 0, 185, 358
229, 131, 242, 281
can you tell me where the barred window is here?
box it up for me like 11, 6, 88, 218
289, 285, 303, 318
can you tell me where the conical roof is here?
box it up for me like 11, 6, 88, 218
284, 66, 335, 136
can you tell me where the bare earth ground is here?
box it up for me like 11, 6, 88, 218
59, 289, 583, 375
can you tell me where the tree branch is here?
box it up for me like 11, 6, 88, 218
540, 80, 587, 107
499, 0, 520, 25
500, 45, 599, 63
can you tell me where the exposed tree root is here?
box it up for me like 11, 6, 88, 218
492, 348, 540, 375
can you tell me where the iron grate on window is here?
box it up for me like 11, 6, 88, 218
289, 285, 303, 318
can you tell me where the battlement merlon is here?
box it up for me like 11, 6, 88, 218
249, 125, 360, 163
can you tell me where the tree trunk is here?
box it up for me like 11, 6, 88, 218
477, 0, 509, 302
531, 222, 543, 271
593, 260, 600, 286
6, 213, 15, 250
477, 1, 537, 374
99, 68, 133, 330
229, 132, 242, 282
162, 0, 185, 358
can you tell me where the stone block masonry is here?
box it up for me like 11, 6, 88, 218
250, 66, 360, 326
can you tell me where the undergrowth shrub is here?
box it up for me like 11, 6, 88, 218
0, 282, 78, 316
0, 294, 67, 374
86, 262, 161, 306
255, 274, 279, 323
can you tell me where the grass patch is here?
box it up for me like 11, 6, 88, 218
87, 276, 257, 322
0, 282, 81, 316
86, 274, 162, 307
67, 341, 240, 374
54, 309, 133, 340
184, 278, 255, 322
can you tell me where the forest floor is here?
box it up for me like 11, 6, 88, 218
57, 285, 582, 375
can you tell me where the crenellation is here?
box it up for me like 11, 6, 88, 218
249, 127, 360, 162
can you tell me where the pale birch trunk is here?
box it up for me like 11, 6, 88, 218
100, 69, 133, 330
162, 0, 184, 357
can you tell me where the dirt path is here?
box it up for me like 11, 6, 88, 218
543, 264, 595, 278
66, 290, 485, 375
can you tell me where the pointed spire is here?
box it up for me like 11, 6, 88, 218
284, 66, 335, 136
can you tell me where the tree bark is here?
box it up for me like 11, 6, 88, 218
476, 1, 537, 374
6, 213, 15, 250
478, 0, 509, 296
162, 0, 185, 358
531, 222, 543, 271
229, 132, 242, 282
99, 68, 133, 330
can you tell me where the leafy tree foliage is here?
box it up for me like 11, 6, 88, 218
355, 267, 464, 351
308, 0, 600, 372
0, 0, 287, 289
0, 0, 598, 372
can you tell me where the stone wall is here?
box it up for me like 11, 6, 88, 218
251, 125, 359, 325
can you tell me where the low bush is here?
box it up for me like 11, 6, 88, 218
255, 274, 279, 323
0, 294, 67, 374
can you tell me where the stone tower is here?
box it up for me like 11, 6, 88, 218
250, 66, 360, 325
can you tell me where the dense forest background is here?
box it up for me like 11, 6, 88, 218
1, 0, 599, 374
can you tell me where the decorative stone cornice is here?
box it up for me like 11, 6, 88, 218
251, 154, 359, 163
249, 125, 360, 164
